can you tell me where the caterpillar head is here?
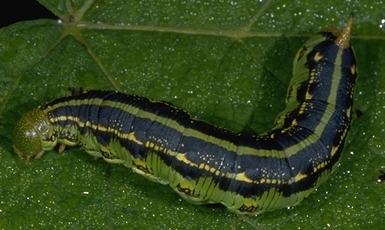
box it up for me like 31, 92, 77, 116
13, 108, 57, 160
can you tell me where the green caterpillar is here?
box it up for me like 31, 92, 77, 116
12, 15, 356, 215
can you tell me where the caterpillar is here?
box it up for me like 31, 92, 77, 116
12, 15, 356, 215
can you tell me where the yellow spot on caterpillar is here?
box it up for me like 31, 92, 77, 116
346, 106, 352, 117
210, 166, 221, 176
269, 179, 280, 184
145, 141, 154, 148
294, 172, 307, 181
351, 65, 356, 75
291, 119, 298, 126
331, 145, 338, 156
314, 52, 324, 62
298, 102, 307, 115
77, 120, 84, 127
204, 164, 211, 171
258, 178, 282, 185
79, 120, 94, 130
176, 153, 198, 167
128, 132, 143, 145
97, 123, 107, 131
235, 172, 253, 183
313, 161, 328, 172
53, 115, 78, 122
306, 91, 313, 100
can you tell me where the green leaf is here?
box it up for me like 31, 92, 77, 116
1, 0, 385, 229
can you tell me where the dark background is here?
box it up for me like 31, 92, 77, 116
0, 0, 56, 28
